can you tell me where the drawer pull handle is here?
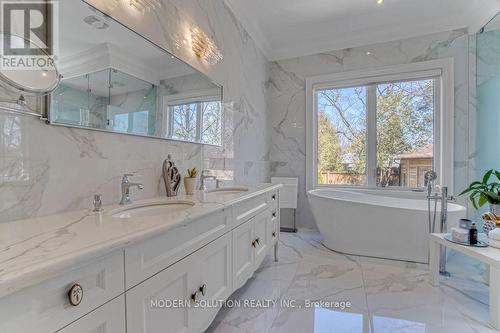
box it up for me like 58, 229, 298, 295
191, 291, 201, 302
272, 232, 276, 238
68, 284, 83, 306
252, 240, 256, 248
272, 195, 276, 201
272, 212, 277, 218
199, 284, 207, 296
255, 237, 260, 245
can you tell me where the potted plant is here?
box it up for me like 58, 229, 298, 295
460, 169, 500, 212
184, 168, 198, 195
460, 169, 500, 234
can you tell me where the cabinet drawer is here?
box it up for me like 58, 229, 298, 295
0, 251, 124, 333
57, 295, 125, 333
125, 209, 231, 289
234, 194, 269, 227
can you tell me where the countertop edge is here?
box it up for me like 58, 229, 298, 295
0, 184, 282, 298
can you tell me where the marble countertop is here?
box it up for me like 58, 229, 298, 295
0, 183, 281, 298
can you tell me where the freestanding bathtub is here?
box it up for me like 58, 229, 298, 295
308, 189, 466, 263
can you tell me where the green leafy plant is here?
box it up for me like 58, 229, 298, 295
460, 169, 500, 209
186, 168, 198, 178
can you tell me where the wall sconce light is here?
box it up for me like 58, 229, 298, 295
128, 0, 162, 13
191, 27, 223, 65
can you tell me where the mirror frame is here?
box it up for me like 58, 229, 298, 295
44, 0, 224, 147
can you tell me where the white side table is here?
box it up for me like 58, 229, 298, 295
429, 233, 499, 329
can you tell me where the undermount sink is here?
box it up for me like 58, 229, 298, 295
206, 187, 249, 195
111, 201, 195, 219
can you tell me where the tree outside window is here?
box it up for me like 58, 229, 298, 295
316, 78, 434, 188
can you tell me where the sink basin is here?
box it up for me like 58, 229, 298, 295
111, 201, 195, 219
206, 187, 249, 195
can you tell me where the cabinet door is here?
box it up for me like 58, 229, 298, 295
254, 210, 270, 267
126, 252, 198, 333
232, 219, 255, 290
192, 233, 233, 332
57, 296, 125, 333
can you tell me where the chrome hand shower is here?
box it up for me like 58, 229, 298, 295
424, 170, 438, 233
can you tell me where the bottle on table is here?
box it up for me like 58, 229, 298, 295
469, 223, 478, 245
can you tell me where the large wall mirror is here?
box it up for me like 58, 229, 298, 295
48, 0, 223, 146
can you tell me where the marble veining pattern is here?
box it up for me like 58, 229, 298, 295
0, 0, 271, 223
207, 230, 495, 333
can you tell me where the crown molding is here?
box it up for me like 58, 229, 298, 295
224, 0, 500, 62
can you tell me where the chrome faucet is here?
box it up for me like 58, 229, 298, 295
428, 186, 456, 232
428, 185, 455, 274
120, 174, 144, 205
199, 170, 216, 191
424, 170, 437, 197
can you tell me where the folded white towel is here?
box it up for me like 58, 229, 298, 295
489, 238, 500, 249
489, 228, 500, 241
451, 227, 469, 243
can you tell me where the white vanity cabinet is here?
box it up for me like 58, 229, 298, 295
125, 189, 279, 333
126, 232, 233, 333
0, 186, 280, 333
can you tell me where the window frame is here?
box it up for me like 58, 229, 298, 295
306, 59, 454, 193
164, 88, 223, 146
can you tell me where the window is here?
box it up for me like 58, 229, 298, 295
376, 80, 434, 188
306, 60, 454, 191
168, 99, 222, 145
170, 103, 198, 141
317, 86, 367, 185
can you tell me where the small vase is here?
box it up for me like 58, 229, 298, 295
491, 204, 500, 216
184, 177, 197, 195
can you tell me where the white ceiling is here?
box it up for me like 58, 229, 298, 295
225, 0, 500, 61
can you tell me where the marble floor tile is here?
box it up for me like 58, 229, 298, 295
271, 306, 371, 333
210, 277, 285, 333
206, 231, 497, 333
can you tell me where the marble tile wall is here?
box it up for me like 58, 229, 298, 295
86, 0, 271, 183
267, 29, 472, 229
0, 0, 270, 222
